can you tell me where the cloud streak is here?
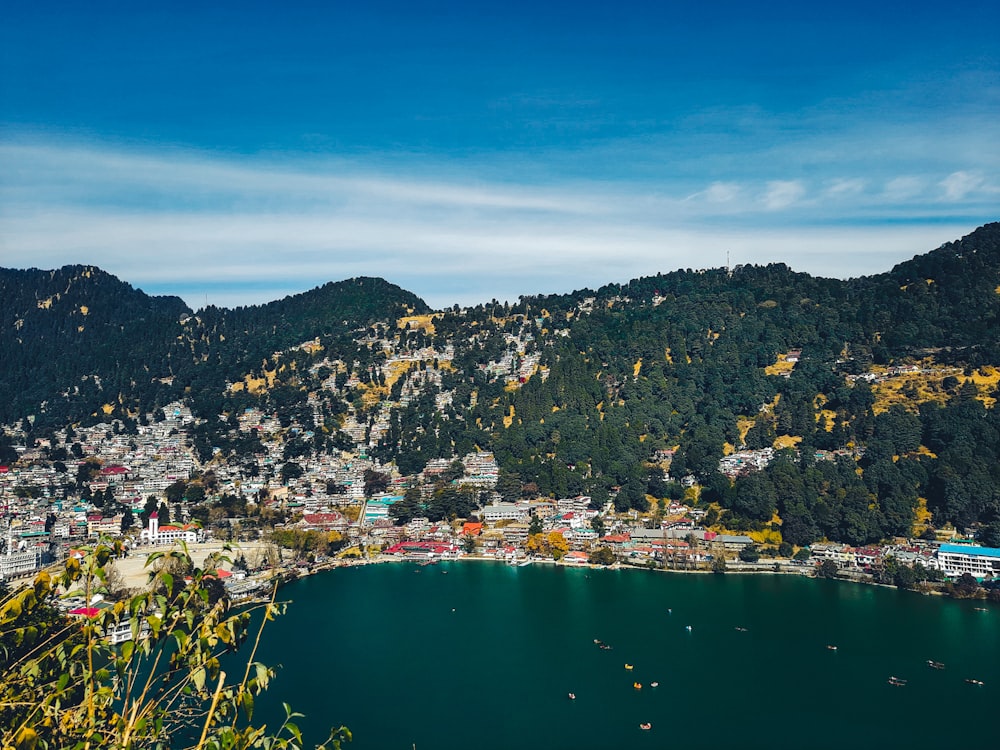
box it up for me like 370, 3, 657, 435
1, 139, 997, 310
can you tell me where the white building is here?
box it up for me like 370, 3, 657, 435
482, 503, 527, 523
937, 544, 1000, 578
0, 548, 42, 579
139, 513, 202, 545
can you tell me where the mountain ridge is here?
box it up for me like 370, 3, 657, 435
2, 222, 1000, 542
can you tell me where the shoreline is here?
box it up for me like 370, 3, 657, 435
109, 543, 976, 606
276, 553, 978, 604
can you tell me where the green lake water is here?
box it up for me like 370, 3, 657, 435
249, 563, 997, 750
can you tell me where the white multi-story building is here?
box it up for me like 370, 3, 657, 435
138, 513, 202, 545
937, 544, 1000, 578
482, 503, 526, 523
1, 547, 42, 579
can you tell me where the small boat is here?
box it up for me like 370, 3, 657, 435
639, 723, 652, 731
633, 682, 642, 690
735, 626, 748, 632
600, 644, 613, 650
887, 677, 906, 687
965, 679, 985, 686
826, 645, 838, 651
650, 681, 659, 688
568, 692, 576, 700
974, 607, 988, 612
594, 639, 603, 645
685, 625, 692, 632
624, 664, 634, 670
926, 660, 945, 670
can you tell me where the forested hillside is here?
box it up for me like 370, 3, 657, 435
3, 223, 999, 544
0, 270, 428, 427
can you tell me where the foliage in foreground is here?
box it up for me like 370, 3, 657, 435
0, 544, 349, 750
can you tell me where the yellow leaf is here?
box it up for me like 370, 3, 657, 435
15, 727, 39, 750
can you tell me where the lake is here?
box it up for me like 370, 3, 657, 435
249, 562, 997, 749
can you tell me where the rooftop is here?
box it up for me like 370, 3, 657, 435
939, 543, 1000, 559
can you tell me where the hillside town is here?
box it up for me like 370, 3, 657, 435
2, 394, 998, 602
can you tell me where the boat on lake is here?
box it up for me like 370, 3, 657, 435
624, 664, 633, 670
633, 682, 642, 690
826, 645, 837, 651
568, 692, 576, 700
927, 660, 945, 669
650, 681, 659, 688
965, 678, 985, 686
888, 676, 907, 687
639, 723, 652, 731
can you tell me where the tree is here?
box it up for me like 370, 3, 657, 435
590, 516, 605, 537
528, 514, 543, 536
589, 547, 616, 566
817, 560, 839, 578
280, 461, 304, 484
893, 564, 918, 590
165, 480, 187, 504
547, 531, 569, 560
976, 519, 1000, 548
120, 507, 135, 534
525, 533, 546, 556
442, 460, 465, 483
461, 534, 476, 554
0, 544, 349, 749
496, 469, 522, 502
139, 495, 159, 526
185, 483, 207, 504
363, 469, 390, 497
388, 487, 423, 526
157, 501, 171, 526
738, 545, 761, 563
951, 573, 982, 599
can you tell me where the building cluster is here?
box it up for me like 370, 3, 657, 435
719, 448, 774, 478
2, 320, 998, 593
718, 447, 857, 479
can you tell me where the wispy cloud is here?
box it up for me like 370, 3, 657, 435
761, 180, 806, 210
882, 176, 926, 202
826, 178, 866, 197
0, 138, 996, 309
940, 171, 986, 201
696, 182, 742, 204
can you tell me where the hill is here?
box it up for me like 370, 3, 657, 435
0, 268, 429, 426
2, 223, 999, 542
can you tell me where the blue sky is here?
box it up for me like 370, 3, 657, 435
1, 0, 998, 309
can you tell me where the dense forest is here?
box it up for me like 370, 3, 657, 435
0, 270, 428, 426
3, 222, 1000, 545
